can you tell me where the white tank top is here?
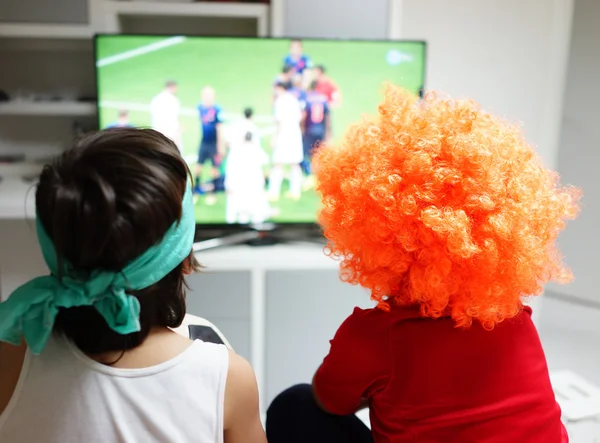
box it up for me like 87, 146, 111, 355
0, 335, 229, 443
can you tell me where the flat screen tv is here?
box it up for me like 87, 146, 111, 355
95, 35, 426, 229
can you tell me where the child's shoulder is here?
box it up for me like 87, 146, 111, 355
347, 304, 423, 323
339, 305, 423, 339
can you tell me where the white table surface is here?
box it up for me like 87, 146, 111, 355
195, 242, 340, 271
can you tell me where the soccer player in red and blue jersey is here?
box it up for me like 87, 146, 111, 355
301, 81, 331, 179
106, 109, 133, 128
283, 39, 312, 77
290, 75, 307, 110
313, 65, 341, 108
195, 86, 224, 205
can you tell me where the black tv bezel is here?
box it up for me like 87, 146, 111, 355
93, 34, 427, 233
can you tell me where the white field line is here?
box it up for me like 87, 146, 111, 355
99, 100, 276, 125
96, 36, 186, 67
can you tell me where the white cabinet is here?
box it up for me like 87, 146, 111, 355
190, 243, 372, 414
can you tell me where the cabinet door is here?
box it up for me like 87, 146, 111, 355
265, 269, 373, 406
186, 271, 252, 360
116, 16, 260, 37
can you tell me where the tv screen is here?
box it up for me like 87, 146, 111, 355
95, 35, 426, 226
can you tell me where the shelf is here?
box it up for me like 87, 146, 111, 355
103, 0, 269, 18
0, 179, 35, 219
0, 23, 93, 39
0, 101, 96, 117
0, 163, 44, 178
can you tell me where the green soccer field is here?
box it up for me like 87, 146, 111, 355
96, 36, 426, 224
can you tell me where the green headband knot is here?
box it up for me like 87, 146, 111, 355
0, 183, 195, 354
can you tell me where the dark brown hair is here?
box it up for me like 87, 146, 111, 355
36, 128, 200, 355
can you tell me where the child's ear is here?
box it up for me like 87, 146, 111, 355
182, 257, 193, 275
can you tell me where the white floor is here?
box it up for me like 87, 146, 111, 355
537, 295, 600, 442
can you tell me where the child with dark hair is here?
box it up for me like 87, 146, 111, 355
0, 128, 266, 443
266, 86, 580, 443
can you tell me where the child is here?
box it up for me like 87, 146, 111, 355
0, 128, 266, 443
225, 128, 270, 224
266, 86, 580, 442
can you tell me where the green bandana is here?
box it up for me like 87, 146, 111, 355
0, 183, 195, 354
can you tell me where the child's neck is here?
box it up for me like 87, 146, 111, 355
89, 327, 192, 369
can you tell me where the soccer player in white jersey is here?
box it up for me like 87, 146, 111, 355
225, 108, 272, 224
268, 82, 304, 201
149, 80, 183, 151
225, 131, 270, 224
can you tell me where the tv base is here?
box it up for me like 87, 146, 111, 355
193, 226, 326, 252
193, 231, 262, 252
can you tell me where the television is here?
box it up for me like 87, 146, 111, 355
94, 35, 426, 232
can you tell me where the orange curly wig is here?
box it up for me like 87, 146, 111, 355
314, 85, 581, 329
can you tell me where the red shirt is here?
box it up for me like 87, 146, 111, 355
314, 306, 567, 443
315, 79, 338, 104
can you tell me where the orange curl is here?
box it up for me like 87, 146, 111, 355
314, 85, 581, 329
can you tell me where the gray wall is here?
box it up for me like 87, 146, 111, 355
0, 220, 46, 301
553, 0, 600, 304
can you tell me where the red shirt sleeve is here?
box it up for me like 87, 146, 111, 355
313, 307, 391, 415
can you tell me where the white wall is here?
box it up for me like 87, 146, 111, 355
553, 0, 600, 303
400, 0, 598, 305
399, 0, 576, 317
400, 0, 572, 170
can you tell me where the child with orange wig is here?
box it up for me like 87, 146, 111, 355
266, 86, 580, 443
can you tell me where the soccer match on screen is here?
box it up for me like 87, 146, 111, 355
95, 36, 426, 225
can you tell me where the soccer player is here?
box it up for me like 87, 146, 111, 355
313, 65, 342, 108
236, 107, 261, 145
283, 39, 312, 77
149, 80, 182, 151
290, 75, 307, 110
272, 65, 295, 103
301, 81, 331, 183
106, 109, 133, 128
195, 86, 224, 206
268, 82, 304, 201
225, 129, 271, 225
